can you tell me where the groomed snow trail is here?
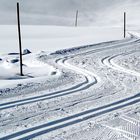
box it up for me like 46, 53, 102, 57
0, 37, 134, 110
0, 55, 99, 110
0, 35, 140, 140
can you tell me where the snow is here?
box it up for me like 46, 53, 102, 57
0, 25, 123, 88
0, 25, 140, 140
0, 50, 60, 89
0, 25, 124, 54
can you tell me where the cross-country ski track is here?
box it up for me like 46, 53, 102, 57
0, 34, 140, 140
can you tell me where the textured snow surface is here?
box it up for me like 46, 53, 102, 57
0, 25, 123, 54
0, 26, 140, 140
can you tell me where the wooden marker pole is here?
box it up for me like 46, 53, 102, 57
17, 2, 23, 76
75, 10, 78, 27
124, 12, 126, 38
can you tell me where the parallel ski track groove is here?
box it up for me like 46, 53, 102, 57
1, 37, 140, 139
1, 89, 140, 139
0, 37, 138, 110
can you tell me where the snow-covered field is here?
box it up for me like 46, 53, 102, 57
0, 25, 140, 140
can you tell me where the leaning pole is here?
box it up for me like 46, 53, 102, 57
17, 2, 23, 76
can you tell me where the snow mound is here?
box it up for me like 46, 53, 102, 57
0, 52, 60, 88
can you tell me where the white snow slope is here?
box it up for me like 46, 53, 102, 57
0, 26, 140, 140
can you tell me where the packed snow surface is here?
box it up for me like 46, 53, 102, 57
0, 26, 140, 140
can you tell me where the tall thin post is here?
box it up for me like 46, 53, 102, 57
124, 12, 126, 38
75, 10, 78, 27
17, 2, 23, 76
